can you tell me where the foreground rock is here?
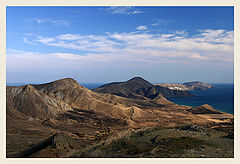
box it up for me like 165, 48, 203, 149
8, 132, 85, 158
71, 126, 233, 158
9, 125, 233, 158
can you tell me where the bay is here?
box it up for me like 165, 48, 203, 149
167, 84, 234, 114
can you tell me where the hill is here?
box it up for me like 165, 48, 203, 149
187, 104, 223, 114
93, 77, 193, 99
7, 78, 176, 126
6, 78, 233, 158
7, 78, 148, 120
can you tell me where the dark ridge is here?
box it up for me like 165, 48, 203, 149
127, 77, 149, 83
93, 77, 193, 100
97, 77, 150, 89
33, 78, 78, 87
32, 78, 80, 92
8, 134, 57, 158
97, 82, 123, 89
183, 81, 202, 84
8, 132, 87, 158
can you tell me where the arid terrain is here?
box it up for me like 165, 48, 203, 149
6, 77, 233, 158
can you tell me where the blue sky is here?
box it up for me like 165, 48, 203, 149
6, 6, 234, 84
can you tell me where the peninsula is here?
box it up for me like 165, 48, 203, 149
154, 81, 214, 91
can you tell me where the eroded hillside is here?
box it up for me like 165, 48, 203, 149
6, 77, 233, 158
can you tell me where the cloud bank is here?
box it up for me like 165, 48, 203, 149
18, 29, 233, 63
7, 29, 233, 83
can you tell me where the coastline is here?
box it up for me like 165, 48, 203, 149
168, 83, 234, 114
6, 82, 234, 114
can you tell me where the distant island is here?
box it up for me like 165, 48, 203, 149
6, 77, 233, 158
154, 81, 214, 91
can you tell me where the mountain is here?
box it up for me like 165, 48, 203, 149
93, 77, 193, 99
7, 78, 129, 119
7, 84, 72, 119
93, 77, 152, 100
7, 78, 174, 121
6, 78, 233, 158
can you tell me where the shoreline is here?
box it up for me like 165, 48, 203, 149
6, 82, 234, 114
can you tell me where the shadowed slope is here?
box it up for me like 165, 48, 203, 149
7, 78, 166, 120
93, 77, 193, 100
6, 78, 233, 158
7, 84, 72, 119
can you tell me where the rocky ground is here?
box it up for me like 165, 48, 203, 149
75, 125, 233, 158
8, 124, 233, 158
6, 78, 234, 158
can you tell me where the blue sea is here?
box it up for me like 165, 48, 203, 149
168, 84, 234, 114
7, 82, 234, 114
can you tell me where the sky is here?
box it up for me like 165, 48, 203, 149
6, 6, 234, 84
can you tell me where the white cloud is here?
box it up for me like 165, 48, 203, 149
36, 36, 55, 44
24, 29, 233, 64
106, 7, 143, 15
151, 19, 174, 26
195, 29, 233, 44
175, 30, 186, 35
136, 25, 148, 31
190, 53, 208, 60
26, 18, 69, 27
57, 34, 83, 40
7, 50, 50, 62
48, 20, 69, 27
23, 37, 33, 44
151, 23, 158, 26
132, 10, 142, 14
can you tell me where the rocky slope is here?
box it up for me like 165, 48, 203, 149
7, 84, 72, 119
7, 78, 162, 120
6, 78, 233, 158
93, 77, 193, 99
10, 125, 234, 158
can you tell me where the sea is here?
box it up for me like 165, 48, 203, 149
168, 84, 234, 114
6, 82, 234, 114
